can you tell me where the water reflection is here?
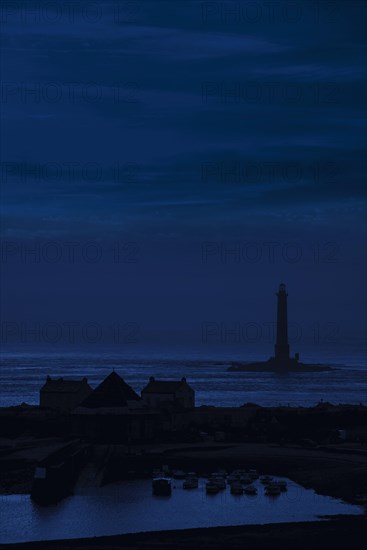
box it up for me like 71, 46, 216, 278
0, 477, 362, 544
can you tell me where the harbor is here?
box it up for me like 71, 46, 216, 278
0, 473, 362, 545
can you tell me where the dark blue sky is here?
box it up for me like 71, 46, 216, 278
1, 1, 366, 356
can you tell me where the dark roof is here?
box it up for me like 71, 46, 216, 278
41, 377, 89, 393
142, 378, 193, 394
80, 371, 140, 408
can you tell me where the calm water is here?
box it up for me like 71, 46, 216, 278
0, 477, 363, 544
0, 347, 366, 407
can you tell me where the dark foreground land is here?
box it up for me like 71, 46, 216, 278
1, 403, 367, 505
0, 517, 366, 550
2, 438, 367, 504
1, 404, 366, 549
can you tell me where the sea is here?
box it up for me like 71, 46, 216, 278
1, 344, 366, 408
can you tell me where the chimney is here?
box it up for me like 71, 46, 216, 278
181, 377, 186, 382
149, 376, 155, 382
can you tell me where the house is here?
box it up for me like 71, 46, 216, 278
80, 370, 140, 409
141, 377, 195, 409
40, 376, 92, 412
72, 371, 161, 442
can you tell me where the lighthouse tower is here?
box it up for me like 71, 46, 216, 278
274, 283, 290, 364
228, 282, 328, 372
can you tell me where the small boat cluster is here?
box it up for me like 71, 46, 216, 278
260, 475, 288, 496
205, 469, 258, 495
152, 467, 287, 497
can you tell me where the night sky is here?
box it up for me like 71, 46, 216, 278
1, 0, 366, 356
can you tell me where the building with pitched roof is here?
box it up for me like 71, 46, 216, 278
80, 370, 140, 409
141, 376, 195, 409
72, 371, 160, 442
40, 376, 92, 412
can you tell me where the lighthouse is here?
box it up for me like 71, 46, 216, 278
272, 283, 300, 369
275, 283, 290, 363
227, 283, 333, 375
227, 282, 331, 372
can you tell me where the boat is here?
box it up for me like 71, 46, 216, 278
227, 470, 241, 485
212, 477, 226, 490
227, 473, 240, 484
244, 485, 257, 495
240, 474, 252, 484
230, 481, 244, 495
172, 470, 186, 479
211, 471, 226, 479
276, 480, 288, 491
183, 477, 199, 489
152, 477, 172, 496
265, 483, 281, 496
206, 481, 220, 494
260, 475, 273, 484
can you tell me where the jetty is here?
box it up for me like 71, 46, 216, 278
30, 441, 90, 504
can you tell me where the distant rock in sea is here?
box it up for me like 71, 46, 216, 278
228, 360, 334, 373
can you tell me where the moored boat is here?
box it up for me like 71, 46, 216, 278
173, 470, 186, 479
227, 473, 240, 484
152, 471, 165, 479
265, 482, 281, 496
240, 474, 252, 484
152, 477, 172, 496
230, 481, 244, 495
260, 475, 273, 484
276, 480, 288, 491
206, 481, 220, 494
212, 477, 226, 490
244, 484, 258, 495
183, 476, 199, 489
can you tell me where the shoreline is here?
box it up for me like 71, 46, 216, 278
1, 516, 366, 549
1, 404, 366, 548
1, 402, 367, 505
1, 441, 367, 505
